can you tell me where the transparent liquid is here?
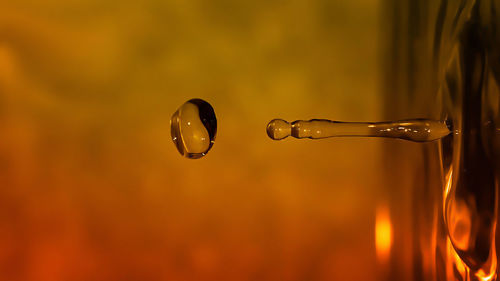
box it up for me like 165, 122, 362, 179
170, 99, 217, 159
441, 11, 499, 280
266, 118, 451, 142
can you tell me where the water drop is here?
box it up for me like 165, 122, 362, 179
171, 99, 217, 159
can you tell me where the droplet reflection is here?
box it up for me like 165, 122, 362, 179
171, 99, 217, 159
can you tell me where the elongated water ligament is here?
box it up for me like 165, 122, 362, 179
171, 99, 217, 159
266, 118, 451, 142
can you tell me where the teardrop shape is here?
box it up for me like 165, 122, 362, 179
171, 99, 217, 159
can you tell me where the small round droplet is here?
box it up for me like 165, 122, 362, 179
171, 99, 217, 159
266, 119, 291, 140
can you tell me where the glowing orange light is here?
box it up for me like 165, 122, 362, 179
444, 166, 497, 281
376, 205, 392, 263
474, 233, 497, 281
443, 168, 453, 208
446, 237, 468, 280
476, 270, 497, 281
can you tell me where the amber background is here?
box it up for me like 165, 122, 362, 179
0, 1, 386, 280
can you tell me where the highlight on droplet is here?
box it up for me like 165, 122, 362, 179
170, 98, 217, 159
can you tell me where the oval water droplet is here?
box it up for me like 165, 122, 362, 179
171, 99, 217, 159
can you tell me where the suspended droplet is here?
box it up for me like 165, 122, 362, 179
171, 99, 217, 159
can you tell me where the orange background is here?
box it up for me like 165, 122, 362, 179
0, 1, 387, 280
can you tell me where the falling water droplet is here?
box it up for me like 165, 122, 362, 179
171, 99, 217, 159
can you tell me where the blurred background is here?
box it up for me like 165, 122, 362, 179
0, 0, 452, 280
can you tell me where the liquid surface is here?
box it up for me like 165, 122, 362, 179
441, 12, 498, 280
267, 118, 451, 142
171, 99, 217, 159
